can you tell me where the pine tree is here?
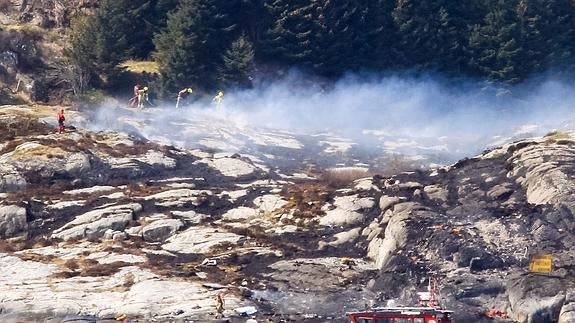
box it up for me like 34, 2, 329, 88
218, 35, 255, 87
392, 0, 432, 67
153, 0, 239, 96
469, 0, 525, 83
68, 14, 99, 92
358, 0, 398, 71
90, 0, 131, 76
126, 0, 180, 59
262, 0, 321, 69
68, 0, 134, 84
153, 0, 201, 96
307, 1, 349, 75
236, 0, 270, 50
69, 14, 98, 72
435, 6, 469, 74
193, 0, 240, 88
518, 0, 575, 73
392, 0, 468, 72
515, 0, 546, 75
316, 0, 398, 74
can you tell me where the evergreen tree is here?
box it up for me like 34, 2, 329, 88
218, 35, 255, 87
69, 0, 575, 88
392, 0, 468, 73
262, 0, 321, 69
309, 1, 355, 75
68, 14, 99, 92
435, 6, 470, 74
517, 0, 575, 72
68, 0, 134, 83
128, 0, 180, 58
237, 0, 270, 51
515, 0, 547, 75
69, 15, 98, 72
358, 0, 398, 71
153, 0, 239, 96
90, 0, 132, 76
312, 1, 392, 75
153, 0, 201, 96
469, 0, 525, 83
193, 0, 240, 87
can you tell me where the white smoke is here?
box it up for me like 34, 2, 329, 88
86, 70, 575, 164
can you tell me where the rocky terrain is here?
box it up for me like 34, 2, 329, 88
1, 1, 575, 322
0, 104, 574, 323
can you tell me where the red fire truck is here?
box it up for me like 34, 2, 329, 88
346, 307, 454, 323
347, 278, 454, 323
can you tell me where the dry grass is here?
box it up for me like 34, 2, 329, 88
15, 249, 132, 281
544, 130, 572, 143
0, 237, 52, 253
3, 24, 44, 40
0, 240, 16, 253
10, 145, 68, 160
78, 259, 129, 277
0, 113, 52, 143
62, 258, 79, 270
17, 252, 56, 263
260, 182, 331, 227
45, 252, 135, 279
119, 60, 160, 74
321, 167, 371, 189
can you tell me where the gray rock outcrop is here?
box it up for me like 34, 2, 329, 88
364, 138, 575, 323
0, 164, 27, 192
52, 203, 142, 240
559, 292, 575, 323
0, 205, 27, 238
142, 219, 183, 242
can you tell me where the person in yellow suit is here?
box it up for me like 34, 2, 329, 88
212, 90, 224, 109
176, 87, 193, 109
137, 86, 149, 109
215, 293, 224, 318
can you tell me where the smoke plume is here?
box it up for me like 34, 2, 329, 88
86, 71, 575, 164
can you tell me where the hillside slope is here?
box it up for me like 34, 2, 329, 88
0, 105, 574, 322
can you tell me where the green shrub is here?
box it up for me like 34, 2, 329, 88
80, 88, 107, 105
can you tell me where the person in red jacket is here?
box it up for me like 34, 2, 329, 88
129, 84, 141, 108
57, 109, 65, 134
133, 84, 141, 96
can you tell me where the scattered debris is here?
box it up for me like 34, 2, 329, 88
340, 257, 356, 269
201, 258, 217, 266
202, 283, 227, 290
485, 308, 508, 319
235, 306, 258, 316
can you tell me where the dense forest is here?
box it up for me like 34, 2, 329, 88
69, 0, 575, 97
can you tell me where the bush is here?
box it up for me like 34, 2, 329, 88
80, 261, 128, 277
64, 258, 79, 270
79, 88, 107, 105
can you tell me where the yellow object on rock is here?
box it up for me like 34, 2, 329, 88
115, 313, 127, 321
